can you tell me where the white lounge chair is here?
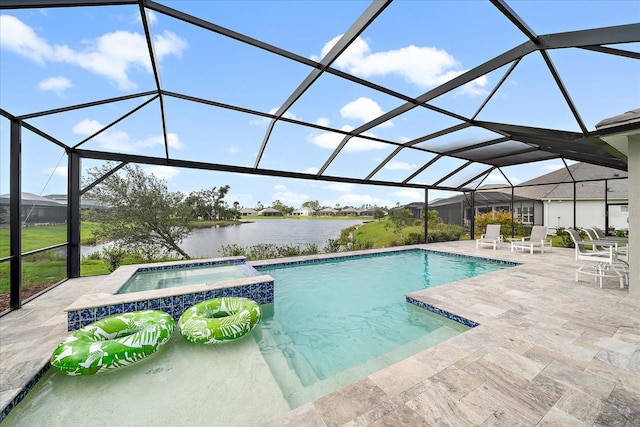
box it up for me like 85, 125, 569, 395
510, 225, 551, 254
476, 224, 502, 250
566, 228, 627, 288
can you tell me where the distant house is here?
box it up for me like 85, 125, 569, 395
259, 207, 283, 217
0, 192, 67, 225
317, 207, 339, 216
340, 207, 359, 216
292, 207, 315, 216
428, 163, 628, 233
402, 202, 426, 219
358, 207, 382, 217
239, 208, 259, 216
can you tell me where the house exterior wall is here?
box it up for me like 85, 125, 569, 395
543, 199, 628, 232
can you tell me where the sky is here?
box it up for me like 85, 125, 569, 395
1, 1, 638, 210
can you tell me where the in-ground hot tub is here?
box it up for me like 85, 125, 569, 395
64, 256, 274, 331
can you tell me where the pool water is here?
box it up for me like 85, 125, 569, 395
254, 250, 507, 406
117, 264, 245, 294
4, 250, 511, 426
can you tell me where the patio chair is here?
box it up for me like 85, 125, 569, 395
584, 227, 629, 261
476, 224, 503, 250
566, 228, 627, 288
510, 225, 551, 254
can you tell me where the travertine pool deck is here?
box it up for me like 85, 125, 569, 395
1, 241, 639, 426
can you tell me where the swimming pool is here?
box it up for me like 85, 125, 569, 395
3, 249, 514, 425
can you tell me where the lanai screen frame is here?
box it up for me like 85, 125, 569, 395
1, 0, 638, 312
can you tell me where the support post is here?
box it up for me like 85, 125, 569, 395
10, 119, 22, 309
67, 151, 81, 278
511, 186, 515, 237
604, 179, 609, 234
573, 181, 577, 229
471, 191, 476, 238
424, 188, 429, 244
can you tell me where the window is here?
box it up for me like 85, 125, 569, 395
517, 207, 533, 224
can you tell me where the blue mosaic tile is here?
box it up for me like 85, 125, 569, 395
149, 299, 162, 310
135, 300, 148, 310
68, 320, 80, 331
79, 308, 95, 323
123, 302, 137, 313
95, 306, 108, 319
68, 310, 80, 323
406, 296, 479, 328
171, 304, 183, 318
0, 363, 51, 423
183, 293, 196, 307
204, 290, 217, 300
160, 297, 173, 310
194, 292, 205, 303
171, 295, 183, 308
109, 304, 124, 316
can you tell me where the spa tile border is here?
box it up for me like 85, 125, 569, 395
253, 247, 519, 270
67, 281, 274, 331
0, 363, 50, 423
134, 258, 246, 272
405, 295, 479, 328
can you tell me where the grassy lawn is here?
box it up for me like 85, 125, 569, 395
0, 222, 103, 257
353, 220, 425, 248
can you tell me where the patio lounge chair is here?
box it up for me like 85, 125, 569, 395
584, 227, 629, 262
510, 225, 551, 254
476, 224, 502, 250
566, 228, 627, 288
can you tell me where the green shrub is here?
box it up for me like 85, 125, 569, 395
102, 246, 126, 272
404, 232, 425, 245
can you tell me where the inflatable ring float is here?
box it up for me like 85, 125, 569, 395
50, 310, 175, 376
178, 297, 261, 344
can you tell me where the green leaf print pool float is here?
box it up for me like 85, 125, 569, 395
51, 310, 175, 376
178, 297, 261, 344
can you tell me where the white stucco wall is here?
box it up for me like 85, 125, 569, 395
543, 199, 628, 232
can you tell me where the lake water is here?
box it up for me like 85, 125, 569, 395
82, 218, 366, 259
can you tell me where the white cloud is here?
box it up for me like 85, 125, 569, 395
272, 189, 309, 205
72, 119, 184, 152
144, 165, 179, 181
274, 184, 287, 191
38, 76, 72, 94
43, 166, 67, 177
325, 182, 354, 192
385, 161, 415, 171
390, 188, 421, 201
483, 170, 521, 185
302, 167, 319, 174
334, 193, 390, 207
308, 126, 388, 152
340, 97, 392, 128
319, 35, 488, 95
315, 117, 330, 127
0, 15, 187, 90
144, 10, 158, 26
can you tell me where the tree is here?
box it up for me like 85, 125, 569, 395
256, 201, 264, 211
385, 208, 414, 239
302, 200, 320, 211
373, 207, 385, 220
272, 199, 294, 215
85, 163, 192, 259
